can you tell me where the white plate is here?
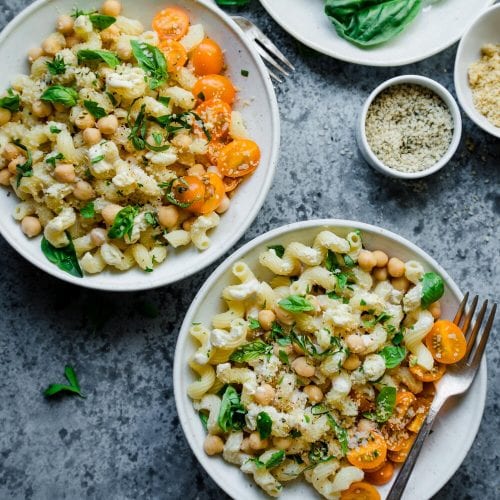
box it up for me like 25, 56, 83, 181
174, 219, 487, 500
0, 0, 279, 291
454, 3, 500, 138
259, 0, 495, 66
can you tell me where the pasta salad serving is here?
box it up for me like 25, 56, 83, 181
0, 1, 260, 277
187, 229, 468, 499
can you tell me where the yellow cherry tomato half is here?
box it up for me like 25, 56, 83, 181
347, 431, 387, 471
425, 320, 467, 364
193, 74, 236, 104
188, 173, 225, 214
364, 461, 394, 486
153, 7, 190, 41
194, 99, 232, 141
170, 176, 205, 208
341, 481, 381, 500
409, 362, 446, 382
159, 39, 188, 71
191, 38, 224, 76
217, 139, 261, 178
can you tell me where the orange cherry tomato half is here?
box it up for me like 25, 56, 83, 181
384, 430, 411, 452
347, 432, 387, 471
191, 38, 224, 76
394, 391, 417, 420
207, 140, 226, 165
387, 434, 416, 463
170, 176, 205, 208
217, 139, 261, 178
152, 7, 190, 41
159, 39, 188, 71
187, 173, 225, 214
340, 481, 381, 500
409, 362, 446, 382
194, 99, 232, 140
364, 461, 395, 486
425, 320, 467, 364
192, 74, 236, 104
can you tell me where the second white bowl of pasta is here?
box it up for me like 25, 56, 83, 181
174, 219, 486, 500
0, 0, 279, 290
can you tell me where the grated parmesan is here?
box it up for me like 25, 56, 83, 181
365, 84, 454, 173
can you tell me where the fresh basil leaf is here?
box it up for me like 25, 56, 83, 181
256, 411, 272, 440
379, 345, 407, 369
199, 411, 209, 431
80, 202, 95, 219
83, 100, 107, 119
336, 272, 348, 290
0, 91, 20, 112
46, 55, 67, 75
325, 249, 339, 272
64, 365, 81, 390
89, 13, 116, 30
269, 321, 284, 340
392, 331, 404, 345
41, 235, 83, 278
241, 69, 249, 77
216, 0, 250, 6
41, 85, 79, 107
326, 413, 348, 455
267, 244, 285, 258
327, 291, 341, 301
50, 125, 61, 134
144, 212, 159, 228
264, 450, 285, 469
46, 152, 64, 167
364, 386, 397, 423
91, 154, 104, 164
157, 96, 171, 106
43, 365, 84, 398
77, 49, 120, 68
72, 7, 95, 18
343, 254, 355, 267
248, 317, 261, 330
130, 40, 167, 90
12, 140, 33, 186
107, 206, 138, 239
217, 385, 246, 432
420, 272, 444, 308
229, 340, 272, 363
363, 311, 392, 329
278, 295, 314, 313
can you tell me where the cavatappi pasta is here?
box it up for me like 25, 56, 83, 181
188, 229, 467, 499
0, 1, 260, 277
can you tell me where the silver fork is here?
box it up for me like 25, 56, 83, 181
231, 16, 294, 83
387, 293, 497, 500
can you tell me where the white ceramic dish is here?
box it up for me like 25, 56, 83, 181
357, 75, 462, 180
0, 0, 279, 291
174, 219, 487, 500
454, 3, 500, 138
259, 0, 495, 67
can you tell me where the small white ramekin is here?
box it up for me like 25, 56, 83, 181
356, 75, 462, 180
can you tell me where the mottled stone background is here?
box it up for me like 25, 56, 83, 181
0, 1, 498, 499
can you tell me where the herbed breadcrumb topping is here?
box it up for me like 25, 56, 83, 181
365, 84, 453, 173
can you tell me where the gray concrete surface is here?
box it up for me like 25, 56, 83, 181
0, 1, 498, 499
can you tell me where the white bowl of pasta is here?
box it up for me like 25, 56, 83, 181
0, 0, 279, 290
174, 219, 487, 500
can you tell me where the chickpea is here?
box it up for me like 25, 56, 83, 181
101, 0, 122, 16
82, 128, 102, 146
65, 35, 79, 48
90, 228, 107, 246
387, 257, 405, 278
21, 216, 42, 238
248, 432, 269, 451
303, 384, 323, 404
158, 205, 179, 229
182, 217, 196, 232
186, 163, 205, 177
102, 203, 122, 225
391, 276, 410, 293
254, 383, 275, 405
42, 33, 65, 56
3, 143, 20, 161
28, 47, 44, 63
100, 24, 120, 45
291, 356, 315, 378
343, 353, 361, 371
0, 108, 11, 126
32, 100, 52, 118
273, 437, 292, 450
373, 266, 388, 282
73, 180, 95, 201
345, 335, 364, 353
215, 195, 230, 215
97, 115, 118, 135
274, 305, 294, 326
0, 169, 12, 186
258, 309, 276, 331
54, 163, 76, 183
57, 14, 74, 34
8, 156, 25, 175
372, 250, 389, 267
357, 249, 377, 272
75, 112, 95, 130
429, 301, 441, 319
203, 435, 224, 456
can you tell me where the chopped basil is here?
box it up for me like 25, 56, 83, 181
41, 85, 79, 107
256, 411, 272, 439
311, 404, 329, 415
335, 272, 348, 290
229, 340, 272, 363
89, 13, 116, 30
278, 295, 314, 313
130, 40, 167, 90
379, 345, 407, 369
46, 55, 67, 75
199, 411, 209, 431
157, 96, 171, 106
325, 250, 339, 272
80, 202, 95, 219
152, 131, 163, 146
360, 299, 367, 306
308, 442, 330, 465
343, 254, 355, 267
0, 90, 20, 112
77, 49, 120, 68
420, 272, 444, 308
363, 311, 392, 328
83, 100, 107, 119
278, 349, 289, 365
241, 69, 249, 77
248, 317, 261, 330
91, 154, 104, 164
49, 125, 61, 134
107, 206, 139, 239
326, 413, 348, 455
106, 91, 117, 105
12, 140, 33, 186
144, 212, 159, 228
216, 0, 250, 6
43, 365, 85, 398
41, 235, 83, 278
264, 450, 284, 469
392, 331, 404, 345
217, 385, 246, 432
363, 386, 397, 423
269, 321, 284, 340
267, 244, 285, 258
46, 152, 64, 167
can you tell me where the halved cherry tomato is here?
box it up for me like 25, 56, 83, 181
194, 99, 232, 140
407, 397, 432, 433
394, 391, 416, 420
384, 429, 411, 452
222, 176, 242, 193
207, 140, 226, 165
158, 39, 188, 71
365, 461, 394, 486
347, 431, 387, 471
169, 176, 205, 208
191, 172, 225, 214
425, 320, 467, 364
191, 38, 224, 75
153, 7, 190, 41
340, 481, 381, 500
388, 434, 416, 463
192, 75, 236, 104
410, 363, 446, 382
217, 139, 261, 178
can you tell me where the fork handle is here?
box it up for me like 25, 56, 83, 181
386, 405, 440, 500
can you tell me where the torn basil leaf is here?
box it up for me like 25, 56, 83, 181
41, 235, 83, 278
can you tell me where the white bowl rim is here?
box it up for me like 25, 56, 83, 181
0, 0, 280, 292
454, 3, 500, 138
173, 218, 487, 500
358, 75, 462, 180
